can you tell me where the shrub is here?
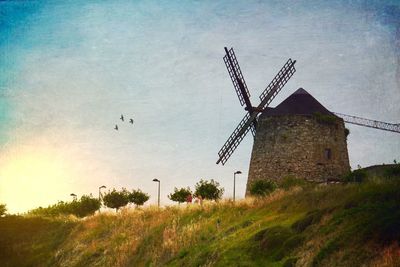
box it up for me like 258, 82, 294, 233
74, 195, 101, 217
343, 169, 367, 183
249, 179, 277, 197
0, 204, 7, 216
168, 187, 192, 204
103, 188, 129, 211
28, 203, 60, 217
128, 189, 150, 207
27, 195, 100, 218
194, 179, 224, 201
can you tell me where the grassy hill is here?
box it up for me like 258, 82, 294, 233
1, 179, 399, 266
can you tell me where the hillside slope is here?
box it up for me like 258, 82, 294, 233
1, 180, 399, 267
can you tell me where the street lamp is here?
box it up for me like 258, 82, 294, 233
233, 171, 242, 202
98, 185, 106, 201
70, 193, 77, 201
153, 178, 160, 207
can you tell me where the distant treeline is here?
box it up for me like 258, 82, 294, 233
28, 188, 150, 218
28, 195, 101, 218
17, 163, 400, 219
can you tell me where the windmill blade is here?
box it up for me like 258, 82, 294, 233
224, 47, 252, 109
216, 112, 256, 165
216, 58, 297, 165
334, 112, 400, 133
258, 59, 296, 109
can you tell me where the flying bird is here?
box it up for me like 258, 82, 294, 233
129, 118, 134, 124
114, 125, 118, 130
120, 114, 124, 121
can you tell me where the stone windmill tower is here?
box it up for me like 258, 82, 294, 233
246, 88, 350, 190
216, 47, 400, 193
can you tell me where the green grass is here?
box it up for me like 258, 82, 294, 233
1, 180, 400, 266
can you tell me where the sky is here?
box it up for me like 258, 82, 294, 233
0, 0, 399, 213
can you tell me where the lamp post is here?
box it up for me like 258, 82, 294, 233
152, 178, 160, 207
98, 185, 106, 201
233, 171, 242, 202
70, 193, 77, 201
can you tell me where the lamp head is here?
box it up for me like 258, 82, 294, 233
99, 185, 106, 189
153, 178, 160, 182
234, 171, 242, 174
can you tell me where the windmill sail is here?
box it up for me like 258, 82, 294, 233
223, 47, 252, 111
216, 113, 256, 165
216, 57, 297, 165
334, 112, 400, 133
259, 58, 296, 108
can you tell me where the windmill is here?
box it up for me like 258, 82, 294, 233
215, 46, 399, 195
216, 47, 400, 167
216, 47, 296, 165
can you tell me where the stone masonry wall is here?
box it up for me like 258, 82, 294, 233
246, 115, 350, 195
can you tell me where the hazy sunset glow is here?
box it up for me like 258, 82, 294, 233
0, 146, 74, 212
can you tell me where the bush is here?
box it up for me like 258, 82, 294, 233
194, 179, 224, 201
28, 203, 61, 217
0, 204, 7, 216
249, 179, 277, 196
128, 189, 150, 207
343, 169, 367, 183
27, 195, 100, 218
73, 195, 101, 217
168, 187, 192, 204
102, 188, 130, 211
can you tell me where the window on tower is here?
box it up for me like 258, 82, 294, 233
324, 148, 332, 160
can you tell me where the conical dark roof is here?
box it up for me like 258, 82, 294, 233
261, 88, 335, 117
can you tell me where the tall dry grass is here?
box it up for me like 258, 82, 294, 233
7, 180, 398, 267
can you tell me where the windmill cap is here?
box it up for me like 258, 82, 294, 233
261, 88, 337, 117
292, 88, 309, 95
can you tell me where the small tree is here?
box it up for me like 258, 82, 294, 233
0, 204, 7, 216
128, 189, 150, 207
57, 201, 73, 215
168, 187, 192, 204
103, 188, 129, 211
343, 169, 367, 183
249, 179, 277, 197
73, 195, 101, 217
194, 179, 224, 201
